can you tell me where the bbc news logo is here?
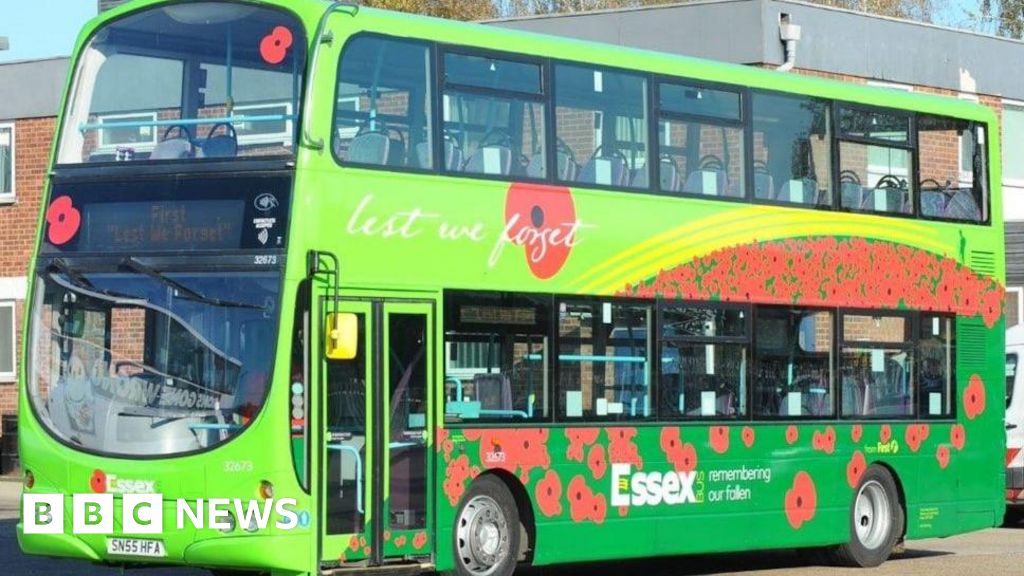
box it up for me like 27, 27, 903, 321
22, 494, 301, 534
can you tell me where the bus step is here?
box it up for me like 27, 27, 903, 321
321, 562, 434, 576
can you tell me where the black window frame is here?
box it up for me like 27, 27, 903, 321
750, 305, 837, 421
657, 301, 752, 421
652, 77, 749, 202
916, 312, 957, 420
329, 32, 992, 228
838, 309, 918, 421
835, 103, 918, 219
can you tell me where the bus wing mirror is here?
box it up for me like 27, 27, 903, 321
325, 312, 358, 360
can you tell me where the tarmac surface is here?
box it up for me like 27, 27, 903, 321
2, 478, 1022, 576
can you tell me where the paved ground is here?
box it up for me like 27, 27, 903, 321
2, 478, 1022, 576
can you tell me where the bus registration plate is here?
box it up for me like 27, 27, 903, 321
106, 538, 167, 558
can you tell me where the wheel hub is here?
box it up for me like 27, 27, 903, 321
456, 495, 510, 576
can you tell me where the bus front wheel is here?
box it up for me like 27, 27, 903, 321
452, 475, 521, 576
832, 465, 904, 567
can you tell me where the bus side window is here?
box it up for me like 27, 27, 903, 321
754, 308, 834, 418
443, 292, 551, 423
334, 37, 433, 170
918, 315, 954, 417
839, 313, 913, 418
751, 93, 832, 207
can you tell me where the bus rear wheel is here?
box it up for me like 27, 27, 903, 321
452, 475, 521, 576
831, 465, 904, 567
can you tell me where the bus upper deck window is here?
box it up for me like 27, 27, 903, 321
58, 3, 307, 165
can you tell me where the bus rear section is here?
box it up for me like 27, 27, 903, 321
1007, 325, 1024, 520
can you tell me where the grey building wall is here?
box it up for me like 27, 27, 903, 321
99, 0, 129, 11
1007, 223, 1024, 286
492, 0, 1024, 100
0, 58, 69, 121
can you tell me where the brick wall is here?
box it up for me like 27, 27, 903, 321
0, 116, 55, 433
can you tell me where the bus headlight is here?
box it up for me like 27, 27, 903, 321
258, 480, 274, 500
220, 513, 236, 534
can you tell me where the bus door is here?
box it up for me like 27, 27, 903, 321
319, 299, 434, 568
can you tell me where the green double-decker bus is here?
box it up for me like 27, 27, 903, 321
18, 1, 1006, 575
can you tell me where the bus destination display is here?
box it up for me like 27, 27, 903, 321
81, 200, 244, 252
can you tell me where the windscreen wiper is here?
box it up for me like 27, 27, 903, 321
48, 258, 138, 300
121, 256, 265, 311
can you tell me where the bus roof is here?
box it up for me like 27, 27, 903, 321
79, 0, 995, 128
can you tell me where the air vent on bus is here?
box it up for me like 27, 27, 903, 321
969, 250, 996, 277
957, 317, 988, 373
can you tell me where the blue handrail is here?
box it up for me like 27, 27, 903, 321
326, 443, 363, 514
78, 114, 296, 133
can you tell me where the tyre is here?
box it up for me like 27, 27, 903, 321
831, 465, 904, 567
1004, 507, 1024, 526
451, 474, 521, 576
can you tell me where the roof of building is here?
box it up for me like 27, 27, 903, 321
490, 0, 1024, 99
0, 57, 69, 121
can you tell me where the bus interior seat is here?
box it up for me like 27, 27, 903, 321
150, 137, 193, 160
578, 155, 628, 187
861, 186, 904, 213
346, 131, 391, 165
920, 189, 948, 217
682, 169, 726, 196
386, 137, 406, 166
776, 178, 818, 204
525, 148, 578, 180
473, 373, 513, 413
463, 145, 513, 175
417, 138, 464, 171
200, 123, 238, 159
840, 181, 864, 210
944, 190, 981, 221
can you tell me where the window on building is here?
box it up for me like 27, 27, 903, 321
0, 124, 13, 202
0, 301, 14, 382
444, 292, 550, 423
96, 112, 159, 153
1003, 103, 1024, 186
840, 313, 914, 418
657, 81, 745, 197
753, 308, 834, 417
334, 37, 433, 169
751, 93, 832, 207
838, 106, 913, 215
660, 304, 749, 419
918, 115, 987, 223
557, 300, 652, 421
442, 52, 546, 178
918, 315, 954, 418
555, 64, 649, 189
234, 102, 293, 147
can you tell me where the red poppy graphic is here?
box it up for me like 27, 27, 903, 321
46, 196, 81, 246
413, 531, 428, 550
394, 535, 406, 548
383, 530, 391, 542
905, 424, 924, 453
90, 469, 107, 493
709, 426, 730, 454
785, 425, 799, 445
566, 427, 600, 462
964, 375, 986, 420
587, 444, 607, 480
784, 472, 817, 530
589, 493, 608, 525
567, 475, 592, 523
951, 424, 966, 451
742, 426, 756, 448
936, 444, 951, 469
348, 535, 360, 552
618, 237, 1003, 329
879, 424, 892, 444
505, 183, 578, 279
607, 427, 643, 468
443, 454, 471, 506
812, 427, 836, 454
535, 469, 563, 517
846, 451, 866, 489
851, 424, 863, 443
260, 26, 293, 65
363, 546, 371, 556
